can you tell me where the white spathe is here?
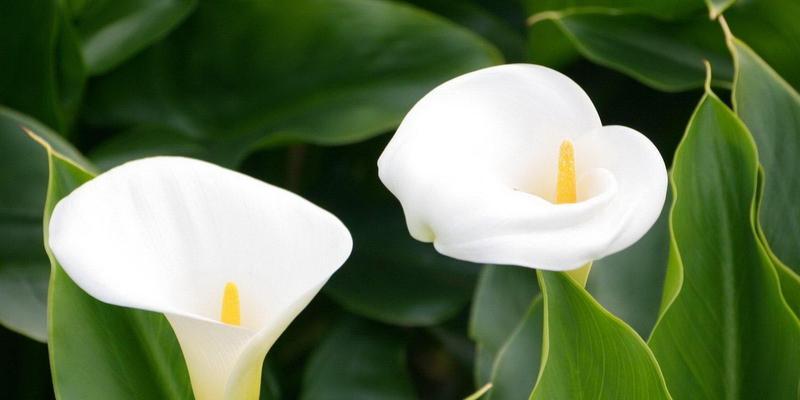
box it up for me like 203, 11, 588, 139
48, 157, 353, 400
378, 64, 667, 270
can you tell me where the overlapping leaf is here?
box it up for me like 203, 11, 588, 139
471, 203, 670, 399
728, 36, 800, 276
468, 265, 539, 396
530, 271, 671, 399
648, 87, 800, 399
480, 297, 542, 400
724, 0, 800, 90
81, 0, 501, 167
528, 11, 731, 92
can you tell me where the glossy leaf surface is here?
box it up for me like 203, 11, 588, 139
729, 38, 800, 275
530, 271, 670, 399
82, 0, 501, 166
648, 89, 800, 399
529, 12, 731, 92
469, 265, 539, 392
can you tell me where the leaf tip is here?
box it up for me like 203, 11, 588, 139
526, 11, 559, 27
464, 383, 493, 400
22, 126, 53, 154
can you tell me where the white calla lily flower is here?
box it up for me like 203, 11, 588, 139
48, 157, 352, 400
378, 64, 667, 270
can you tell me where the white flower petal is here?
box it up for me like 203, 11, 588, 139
166, 315, 254, 400
378, 64, 666, 270
573, 125, 668, 256
48, 156, 352, 400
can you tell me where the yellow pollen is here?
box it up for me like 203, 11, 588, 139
221, 282, 241, 326
556, 140, 577, 204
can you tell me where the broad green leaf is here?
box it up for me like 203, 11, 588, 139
471, 200, 669, 400
67, 0, 197, 74
648, 89, 800, 399
81, 0, 501, 166
528, 12, 731, 92
300, 318, 415, 400
729, 38, 800, 276
725, 0, 800, 91
0, 107, 90, 341
38, 137, 194, 399
0, 0, 85, 132
468, 265, 538, 387
530, 271, 671, 399
588, 197, 669, 336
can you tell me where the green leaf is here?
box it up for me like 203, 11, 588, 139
468, 265, 538, 388
530, 271, 671, 399
482, 296, 543, 400
67, 0, 197, 74
647, 89, 800, 399
0, 107, 90, 341
0, 0, 85, 132
757, 170, 800, 318
725, 0, 800, 91
528, 11, 732, 92
729, 37, 800, 276
587, 197, 669, 336
300, 318, 415, 400
81, 0, 501, 166
470, 205, 669, 400
38, 136, 193, 399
